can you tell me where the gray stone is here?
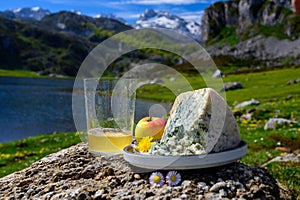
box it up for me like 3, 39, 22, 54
235, 99, 260, 108
287, 78, 300, 85
150, 88, 241, 155
212, 69, 224, 78
169, 77, 176, 82
221, 82, 243, 92
264, 118, 297, 130
262, 153, 300, 167
240, 113, 252, 121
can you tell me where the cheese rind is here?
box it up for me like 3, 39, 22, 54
149, 88, 240, 156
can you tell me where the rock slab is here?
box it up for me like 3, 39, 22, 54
221, 82, 243, 92
235, 99, 260, 108
0, 143, 285, 199
264, 118, 297, 130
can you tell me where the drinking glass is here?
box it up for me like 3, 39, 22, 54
84, 78, 136, 155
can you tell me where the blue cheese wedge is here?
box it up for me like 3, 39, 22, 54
149, 88, 240, 156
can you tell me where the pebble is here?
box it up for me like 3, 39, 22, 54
94, 189, 104, 198
197, 182, 207, 190
210, 181, 227, 192
180, 193, 188, 199
134, 174, 141, 180
0, 143, 285, 199
181, 180, 192, 189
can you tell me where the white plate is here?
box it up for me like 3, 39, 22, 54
123, 141, 247, 170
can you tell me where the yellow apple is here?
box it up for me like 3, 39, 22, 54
135, 117, 166, 140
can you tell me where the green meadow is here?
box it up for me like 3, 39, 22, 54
0, 67, 299, 196
0, 69, 71, 78
0, 69, 43, 78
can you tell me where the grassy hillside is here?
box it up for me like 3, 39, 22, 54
0, 67, 299, 196
0, 13, 132, 76
137, 67, 300, 106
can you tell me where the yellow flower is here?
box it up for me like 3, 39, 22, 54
249, 123, 257, 127
290, 112, 294, 119
0, 154, 11, 159
15, 151, 24, 157
136, 137, 156, 153
39, 147, 48, 154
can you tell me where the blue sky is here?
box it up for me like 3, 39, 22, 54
0, 0, 222, 24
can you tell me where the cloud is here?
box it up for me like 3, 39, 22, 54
109, 12, 140, 19
43, 0, 113, 7
180, 10, 204, 23
127, 13, 141, 18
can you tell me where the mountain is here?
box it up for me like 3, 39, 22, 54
40, 11, 131, 41
0, 7, 198, 77
0, 11, 132, 76
0, 7, 126, 24
0, 14, 93, 76
134, 9, 201, 42
95, 13, 126, 24
201, 0, 300, 69
0, 7, 50, 21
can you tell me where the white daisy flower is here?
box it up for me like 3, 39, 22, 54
149, 171, 165, 187
166, 171, 181, 186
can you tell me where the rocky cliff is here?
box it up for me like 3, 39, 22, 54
202, 0, 300, 68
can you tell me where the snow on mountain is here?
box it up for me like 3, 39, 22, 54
12, 8, 22, 13
31, 6, 41, 12
95, 13, 126, 24
8, 7, 50, 21
71, 10, 82, 15
134, 9, 201, 42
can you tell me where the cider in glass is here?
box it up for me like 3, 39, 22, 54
88, 128, 132, 154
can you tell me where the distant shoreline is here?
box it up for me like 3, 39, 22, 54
0, 69, 72, 79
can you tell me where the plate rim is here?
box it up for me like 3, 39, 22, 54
123, 140, 247, 170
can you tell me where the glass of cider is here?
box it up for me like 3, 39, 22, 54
84, 78, 136, 156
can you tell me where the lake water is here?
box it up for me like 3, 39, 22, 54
0, 77, 76, 143
0, 77, 171, 143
